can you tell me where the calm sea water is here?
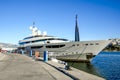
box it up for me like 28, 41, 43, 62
67, 52, 120, 80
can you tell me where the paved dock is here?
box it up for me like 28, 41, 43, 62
47, 60, 105, 80
0, 53, 105, 80
0, 53, 72, 80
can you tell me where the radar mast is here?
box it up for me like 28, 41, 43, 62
75, 14, 80, 41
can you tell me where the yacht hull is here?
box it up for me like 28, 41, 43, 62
18, 40, 112, 62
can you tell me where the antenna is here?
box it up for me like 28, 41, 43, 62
29, 26, 33, 30
76, 14, 78, 21
43, 31, 47, 36
33, 22, 35, 27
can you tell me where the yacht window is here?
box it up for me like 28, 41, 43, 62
19, 42, 30, 45
23, 36, 33, 40
76, 52, 78, 54
47, 41, 50, 43
48, 38, 54, 40
85, 44, 88, 46
90, 43, 94, 45
26, 42, 30, 44
32, 39, 46, 43
46, 46, 52, 48
56, 38, 68, 41
95, 43, 99, 45
72, 44, 75, 46
46, 44, 65, 48
31, 46, 43, 49
77, 44, 79, 46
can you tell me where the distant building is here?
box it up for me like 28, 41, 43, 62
0, 47, 17, 53
1, 47, 17, 51
0, 43, 17, 53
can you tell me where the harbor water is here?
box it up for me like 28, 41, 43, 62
67, 52, 120, 80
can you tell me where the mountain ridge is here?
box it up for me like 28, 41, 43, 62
0, 42, 17, 48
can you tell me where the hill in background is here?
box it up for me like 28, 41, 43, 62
0, 42, 17, 48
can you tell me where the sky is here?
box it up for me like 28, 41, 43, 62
0, 0, 120, 44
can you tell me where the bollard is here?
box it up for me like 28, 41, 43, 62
29, 50, 32, 57
21, 49, 24, 55
44, 51, 48, 62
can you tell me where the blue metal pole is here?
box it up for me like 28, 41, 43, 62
29, 50, 32, 57
21, 49, 24, 55
22, 50, 24, 55
44, 51, 48, 62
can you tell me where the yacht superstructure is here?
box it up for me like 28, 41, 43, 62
19, 27, 69, 48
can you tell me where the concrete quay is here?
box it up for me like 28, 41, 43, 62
46, 60, 105, 80
0, 53, 72, 80
0, 53, 105, 80
34, 55, 105, 80
0, 53, 6, 60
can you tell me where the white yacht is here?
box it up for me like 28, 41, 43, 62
19, 26, 70, 50
18, 16, 115, 62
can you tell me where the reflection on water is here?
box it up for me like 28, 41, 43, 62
67, 52, 120, 80
67, 62, 102, 77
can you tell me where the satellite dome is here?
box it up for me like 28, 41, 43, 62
43, 31, 47, 35
29, 26, 33, 30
